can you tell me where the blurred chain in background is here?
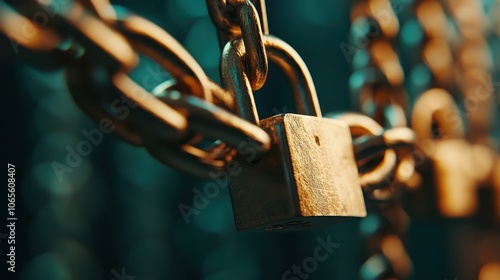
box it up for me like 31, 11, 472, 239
0, 0, 499, 279
341, 1, 414, 279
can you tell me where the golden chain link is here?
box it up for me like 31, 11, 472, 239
206, 0, 269, 90
0, 0, 271, 177
2, 0, 500, 277
0, 0, 421, 181
411, 0, 500, 220
409, 1, 500, 277
341, 1, 416, 278
2, 0, 497, 217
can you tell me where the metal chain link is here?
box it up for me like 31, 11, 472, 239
410, 0, 499, 220
207, 0, 269, 90
409, 0, 500, 278
339, 0, 416, 278
2, 0, 500, 277
346, 0, 415, 199
0, 0, 419, 182
0, 0, 271, 177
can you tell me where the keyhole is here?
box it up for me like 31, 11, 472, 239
315, 136, 320, 146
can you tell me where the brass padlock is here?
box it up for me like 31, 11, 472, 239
431, 140, 479, 217
221, 36, 367, 231
412, 88, 478, 217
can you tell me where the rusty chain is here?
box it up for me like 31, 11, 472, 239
0, 0, 276, 177
207, 0, 268, 91
1, 0, 499, 277
409, 0, 499, 220
0, 0, 272, 177
410, 0, 500, 277
336, 0, 417, 279
341, 0, 497, 278
0, 0, 417, 184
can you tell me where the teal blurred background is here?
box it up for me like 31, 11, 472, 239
1, 0, 499, 279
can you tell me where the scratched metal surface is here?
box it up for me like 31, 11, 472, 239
1, 0, 499, 279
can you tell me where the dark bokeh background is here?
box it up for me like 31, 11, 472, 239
1, 0, 499, 280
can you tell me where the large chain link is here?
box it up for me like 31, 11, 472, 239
2, 0, 500, 278
207, 0, 268, 90
0, 0, 419, 181
0, 0, 272, 177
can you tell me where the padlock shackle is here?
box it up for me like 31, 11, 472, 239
221, 35, 321, 124
411, 88, 465, 144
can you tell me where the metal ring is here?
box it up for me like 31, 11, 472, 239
327, 113, 399, 191
354, 127, 415, 193
69, 11, 220, 146
0, 1, 86, 70
76, 0, 117, 22
153, 80, 270, 154
111, 72, 188, 141
350, 3, 399, 39
66, 56, 144, 146
207, 0, 268, 33
139, 81, 271, 177
68, 12, 215, 146
411, 88, 465, 154
142, 137, 230, 178
221, 35, 321, 124
415, 0, 449, 39
208, 0, 268, 90
349, 68, 408, 125
5, 0, 138, 71
369, 40, 404, 87
116, 14, 212, 102
0, 1, 62, 52
354, 127, 415, 167
422, 38, 455, 86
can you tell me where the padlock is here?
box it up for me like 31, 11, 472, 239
431, 140, 479, 217
221, 35, 367, 231
468, 143, 498, 223
412, 88, 478, 217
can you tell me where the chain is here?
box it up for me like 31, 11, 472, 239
0, 0, 417, 237
337, 0, 417, 279
0, 0, 272, 177
0, 0, 415, 269
410, 0, 500, 278
207, 0, 269, 90
207, 0, 416, 277
2, 0, 499, 277
409, 0, 500, 220
0, 0, 416, 183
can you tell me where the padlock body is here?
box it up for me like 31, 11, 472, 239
432, 139, 478, 217
229, 113, 366, 231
